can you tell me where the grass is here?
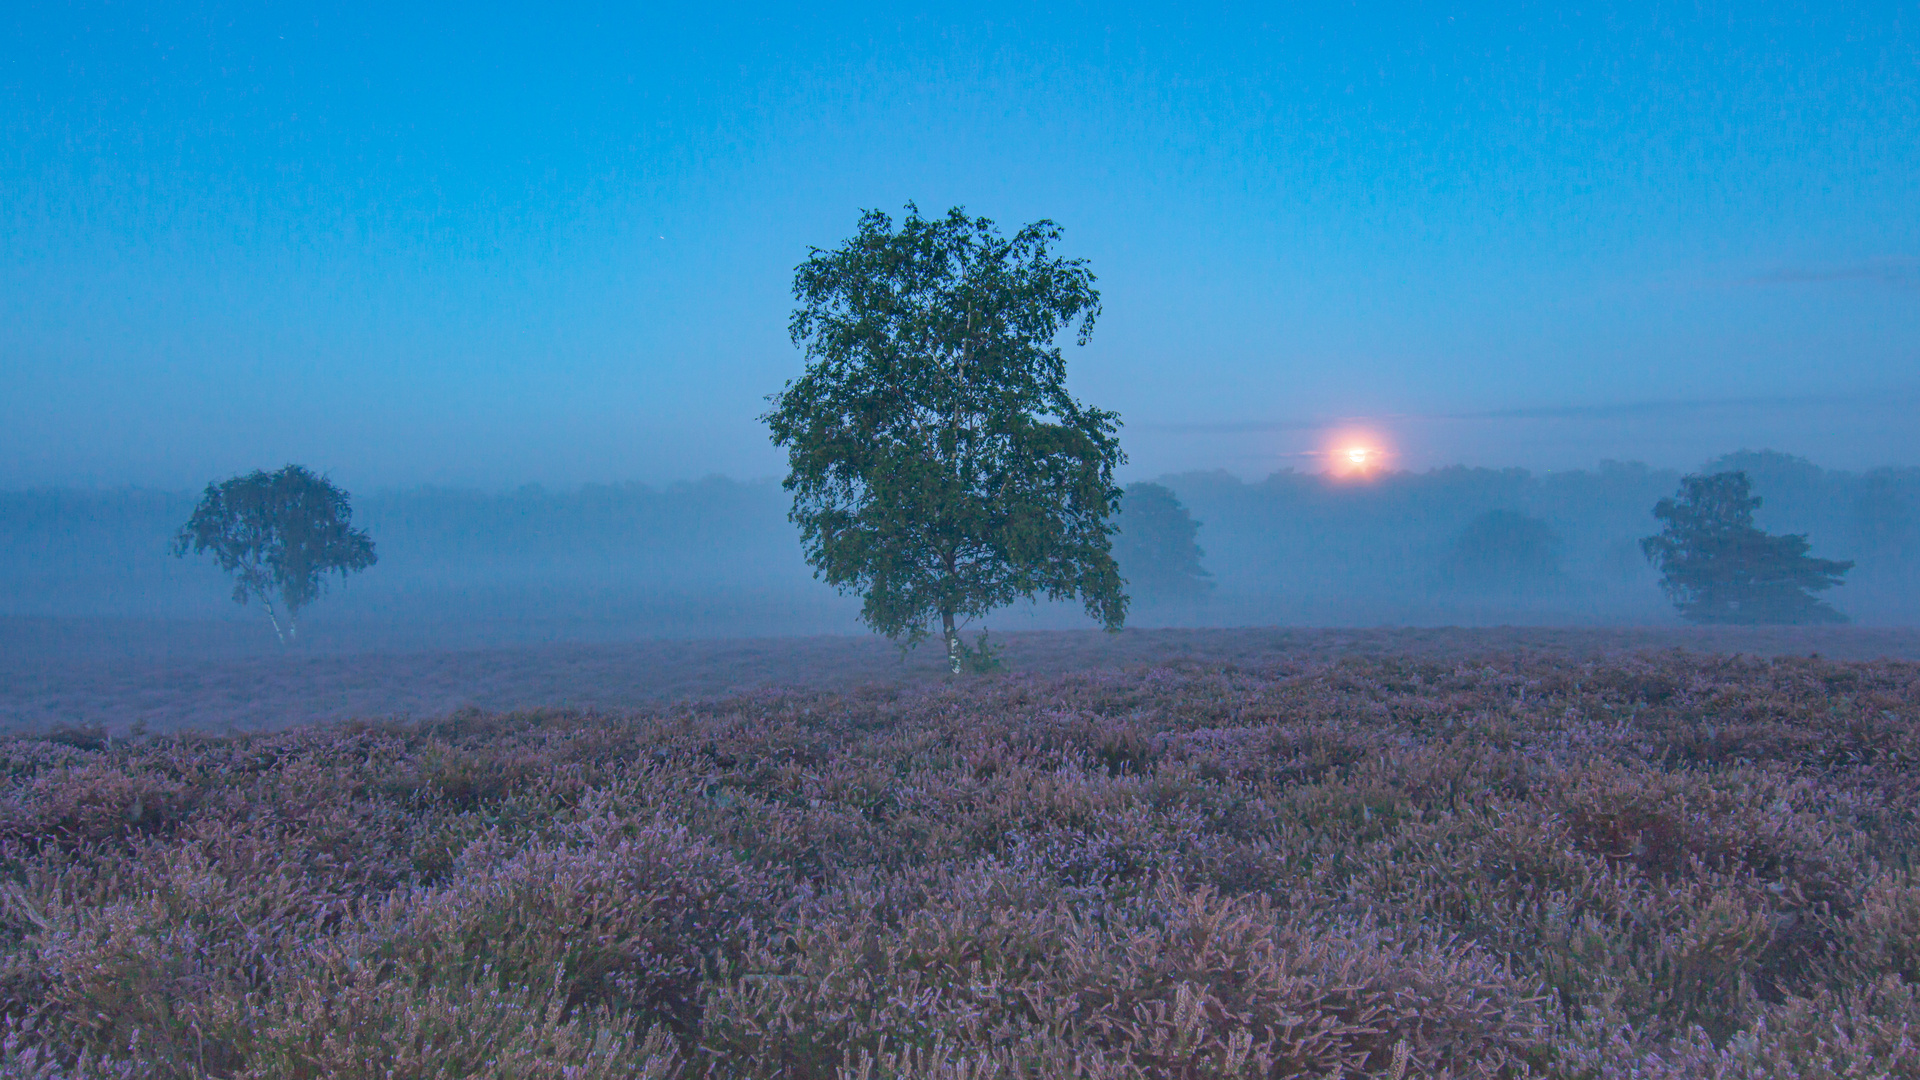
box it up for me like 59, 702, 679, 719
3, 647, 1919, 1077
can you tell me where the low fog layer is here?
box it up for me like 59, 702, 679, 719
2, 450, 1912, 653
1164, 451, 1913, 626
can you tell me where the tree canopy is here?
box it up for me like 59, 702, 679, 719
173, 464, 377, 643
1443, 508, 1564, 592
764, 205, 1126, 671
1641, 470, 1852, 624
1113, 482, 1212, 604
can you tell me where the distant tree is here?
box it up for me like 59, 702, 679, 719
1701, 449, 1824, 492
1443, 509, 1563, 591
764, 204, 1126, 673
173, 465, 377, 643
1641, 470, 1852, 624
1852, 471, 1915, 562
1114, 483, 1211, 604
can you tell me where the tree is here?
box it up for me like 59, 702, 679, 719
1851, 470, 1915, 563
173, 464, 377, 643
1442, 509, 1563, 592
1641, 470, 1852, 624
1114, 482, 1212, 604
764, 205, 1126, 672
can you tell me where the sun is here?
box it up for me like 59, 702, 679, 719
1322, 429, 1392, 478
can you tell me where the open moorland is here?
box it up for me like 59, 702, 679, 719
6, 618, 1920, 735
5, 638, 1920, 1077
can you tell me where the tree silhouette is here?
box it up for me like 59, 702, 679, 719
1443, 509, 1563, 592
1641, 470, 1851, 624
764, 205, 1125, 672
1114, 482, 1211, 604
173, 465, 377, 643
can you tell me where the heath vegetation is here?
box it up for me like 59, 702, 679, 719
3, 650, 1919, 1077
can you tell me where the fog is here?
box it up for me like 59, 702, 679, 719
4, 449, 1911, 659
0, 478, 851, 652
4, 4, 1916, 668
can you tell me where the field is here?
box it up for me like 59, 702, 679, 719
6, 616, 1920, 735
5, 627, 1920, 1077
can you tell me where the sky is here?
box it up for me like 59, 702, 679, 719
3, 0, 1916, 491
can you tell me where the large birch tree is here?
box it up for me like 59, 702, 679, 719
764, 205, 1127, 672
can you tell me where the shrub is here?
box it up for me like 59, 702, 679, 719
2, 650, 1917, 1076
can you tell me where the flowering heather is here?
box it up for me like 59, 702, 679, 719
3, 650, 1919, 1077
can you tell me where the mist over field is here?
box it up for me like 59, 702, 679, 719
4, 449, 1912, 658
11, 3, 1920, 1073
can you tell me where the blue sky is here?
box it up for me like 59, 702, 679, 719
3, 1, 1916, 489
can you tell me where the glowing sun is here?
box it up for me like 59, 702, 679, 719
1323, 430, 1392, 478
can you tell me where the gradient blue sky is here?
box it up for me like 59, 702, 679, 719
4, 1, 1916, 489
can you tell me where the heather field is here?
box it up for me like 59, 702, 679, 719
6, 647, 1920, 1077
7, 618, 1920, 735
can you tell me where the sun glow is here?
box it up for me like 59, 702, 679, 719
1323, 429, 1392, 478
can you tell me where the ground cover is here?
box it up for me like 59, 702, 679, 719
3, 649, 1919, 1077
7, 619, 1920, 735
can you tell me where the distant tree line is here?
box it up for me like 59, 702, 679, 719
6, 449, 1902, 641
29, 439, 1900, 642
1155, 452, 1902, 625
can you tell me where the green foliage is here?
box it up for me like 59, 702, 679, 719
764, 205, 1126, 673
172, 464, 377, 643
1641, 471, 1853, 624
1113, 482, 1212, 604
953, 630, 1004, 674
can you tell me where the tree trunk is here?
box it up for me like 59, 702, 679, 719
261, 600, 289, 646
943, 608, 960, 675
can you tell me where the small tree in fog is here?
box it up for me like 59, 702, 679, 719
1641, 470, 1852, 624
764, 205, 1127, 673
173, 465, 377, 644
1444, 509, 1563, 591
1114, 482, 1212, 604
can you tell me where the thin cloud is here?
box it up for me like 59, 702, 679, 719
1444, 394, 1844, 422
1142, 388, 1920, 436
1737, 258, 1919, 288
1146, 418, 1330, 435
